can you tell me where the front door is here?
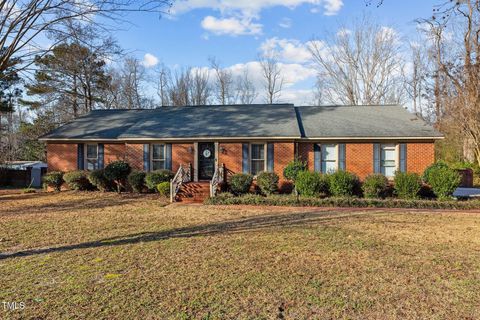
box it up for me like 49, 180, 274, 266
198, 142, 215, 180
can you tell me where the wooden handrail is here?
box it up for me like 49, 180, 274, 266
170, 163, 192, 202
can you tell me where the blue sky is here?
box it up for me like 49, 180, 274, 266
113, 0, 439, 104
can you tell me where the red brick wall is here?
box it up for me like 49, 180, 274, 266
218, 143, 243, 175
125, 144, 144, 171
298, 142, 314, 170
172, 143, 194, 172
346, 143, 374, 180
298, 142, 435, 180
47, 144, 78, 172
104, 144, 126, 165
407, 142, 435, 175
274, 142, 295, 190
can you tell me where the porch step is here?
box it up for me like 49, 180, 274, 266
176, 182, 210, 203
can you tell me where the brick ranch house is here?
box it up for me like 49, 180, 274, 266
40, 104, 443, 200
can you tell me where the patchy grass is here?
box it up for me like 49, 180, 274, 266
1, 192, 480, 319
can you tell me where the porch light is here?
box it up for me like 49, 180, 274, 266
219, 146, 226, 154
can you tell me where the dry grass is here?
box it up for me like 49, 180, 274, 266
1, 192, 480, 319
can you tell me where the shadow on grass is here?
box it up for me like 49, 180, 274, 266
0, 192, 166, 216
0, 210, 368, 260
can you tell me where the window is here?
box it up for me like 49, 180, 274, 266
381, 144, 397, 178
152, 144, 166, 170
250, 143, 265, 175
322, 144, 337, 173
85, 144, 98, 171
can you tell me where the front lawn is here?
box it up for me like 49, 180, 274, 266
1, 192, 480, 319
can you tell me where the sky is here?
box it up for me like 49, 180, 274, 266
112, 0, 440, 105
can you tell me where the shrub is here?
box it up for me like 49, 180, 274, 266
22, 188, 36, 194
156, 182, 170, 197
394, 171, 422, 199
295, 171, 329, 197
104, 160, 131, 193
128, 171, 146, 193
88, 169, 110, 192
145, 169, 175, 191
425, 166, 461, 200
63, 171, 91, 191
230, 173, 253, 195
205, 193, 480, 210
422, 161, 449, 184
256, 171, 279, 195
328, 170, 360, 197
362, 174, 389, 199
283, 158, 307, 182
43, 171, 64, 192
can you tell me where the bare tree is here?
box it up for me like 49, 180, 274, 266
156, 64, 171, 107
260, 53, 283, 104
169, 67, 192, 106
118, 57, 147, 109
209, 57, 235, 105
309, 16, 405, 105
0, 0, 172, 78
419, 0, 480, 164
189, 68, 211, 105
236, 69, 258, 104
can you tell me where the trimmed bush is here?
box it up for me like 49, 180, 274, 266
256, 171, 279, 195
295, 171, 329, 197
88, 169, 110, 192
104, 160, 131, 193
425, 166, 461, 200
145, 169, 175, 191
205, 193, 480, 210
394, 171, 422, 199
156, 182, 170, 197
63, 171, 91, 191
283, 158, 307, 182
43, 171, 64, 192
328, 170, 360, 197
422, 161, 449, 184
230, 173, 253, 195
362, 174, 389, 198
128, 171, 146, 193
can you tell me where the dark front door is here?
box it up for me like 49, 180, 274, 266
198, 142, 215, 180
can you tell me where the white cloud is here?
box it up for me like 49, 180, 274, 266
323, 0, 343, 16
260, 38, 313, 63
142, 53, 159, 68
173, 0, 343, 37
172, 0, 343, 16
279, 18, 292, 29
201, 15, 262, 36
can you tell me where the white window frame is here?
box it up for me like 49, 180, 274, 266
250, 142, 267, 176
151, 144, 166, 171
380, 144, 399, 178
85, 143, 98, 171
321, 144, 339, 173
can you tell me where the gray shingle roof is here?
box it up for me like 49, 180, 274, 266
297, 105, 442, 138
40, 104, 442, 141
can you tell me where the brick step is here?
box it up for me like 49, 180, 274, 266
175, 182, 211, 203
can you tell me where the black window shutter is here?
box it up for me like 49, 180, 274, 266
314, 143, 321, 172
98, 144, 104, 169
267, 143, 274, 172
143, 144, 150, 172
338, 144, 346, 171
166, 144, 172, 170
373, 143, 381, 174
77, 144, 84, 170
242, 143, 250, 173
399, 143, 407, 172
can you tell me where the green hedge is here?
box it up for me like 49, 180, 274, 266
205, 193, 480, 210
